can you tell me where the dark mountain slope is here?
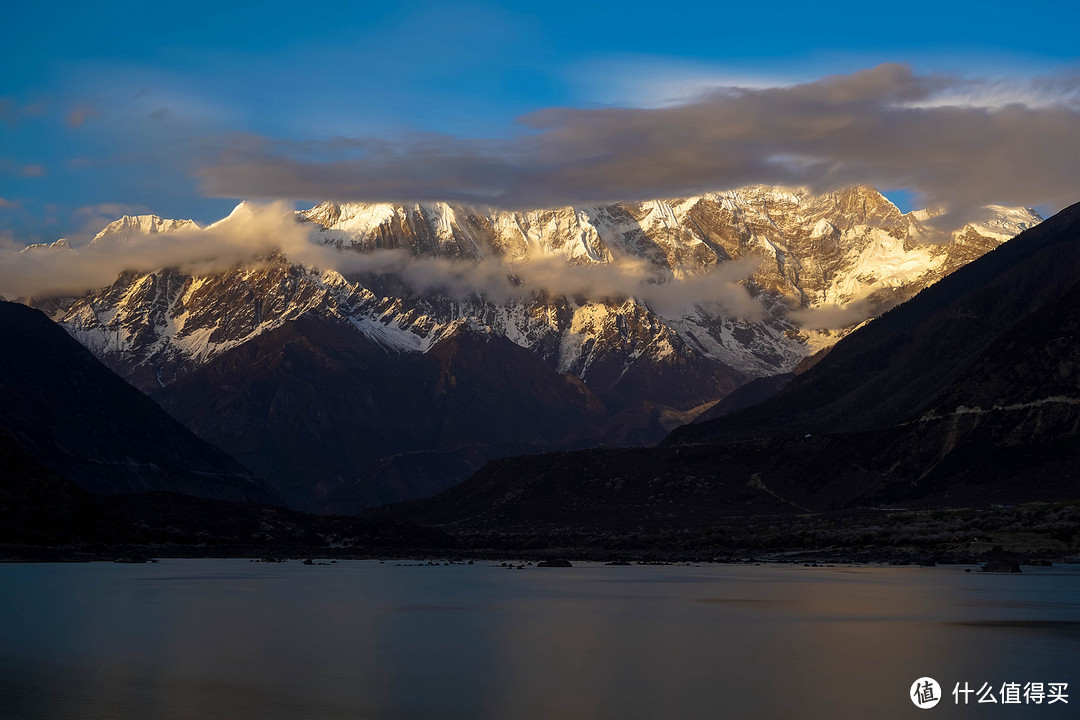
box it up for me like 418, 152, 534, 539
0, 431, 119, 544
927, 279, 1080, 411
668, 201, 1080, 445
155, 314, 639, 512
0, 431, 453, 553
691, 374, 796, 424
0, 302, 276, 504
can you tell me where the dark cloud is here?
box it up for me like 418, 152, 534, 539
198, 64, 1080, 225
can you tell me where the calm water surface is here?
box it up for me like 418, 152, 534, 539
0, 560, 1076, 719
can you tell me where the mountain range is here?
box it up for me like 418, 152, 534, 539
21, 185, 1041, 511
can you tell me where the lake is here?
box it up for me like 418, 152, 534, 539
0, 560, 1076, 719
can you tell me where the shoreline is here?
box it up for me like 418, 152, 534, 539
1, 544, 1074, 568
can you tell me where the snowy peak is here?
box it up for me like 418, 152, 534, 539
300, 200, 483, 258
21, 238, 75, 253
301, 200, 395, 231
967, 205, 1044, 242
91, 215, 199, 245
207, 201, 258, 229
295, 187, 909, 277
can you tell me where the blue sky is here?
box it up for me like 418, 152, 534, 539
2, 0, 1078, 243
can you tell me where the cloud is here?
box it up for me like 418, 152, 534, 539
568, 55, 800, 108
788, 299, 879, 330
324, 248, 765, 321
0, 203, 765, 321
199, 64, 1080, 226
19, 164, 46, 178
66, 104, 99, 128
0, 97, 49, 126
0, 203, 302, 298
0, 198, 17, 209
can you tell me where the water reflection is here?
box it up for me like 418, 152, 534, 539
0, 561, 1076, 719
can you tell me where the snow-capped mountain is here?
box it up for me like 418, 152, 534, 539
89, 215, 199, 244
33, 186, 1041, 510
21, 238, 75, 253
52, 186, 1040, 392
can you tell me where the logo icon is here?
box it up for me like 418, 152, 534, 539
911, 677, 942, 709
